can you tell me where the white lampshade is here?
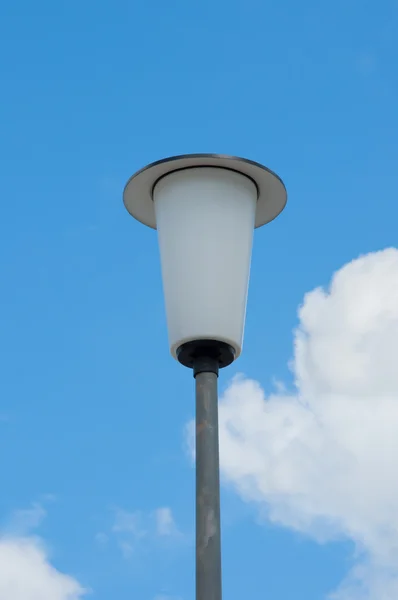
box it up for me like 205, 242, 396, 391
153, 167, 256, 360
123, 154, 287, 367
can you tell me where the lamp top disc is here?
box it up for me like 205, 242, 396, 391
123, 153, 287, 229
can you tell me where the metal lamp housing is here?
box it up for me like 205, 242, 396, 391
123, 154, 287, 368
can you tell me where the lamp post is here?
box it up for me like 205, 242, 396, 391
123, 154, 287, 600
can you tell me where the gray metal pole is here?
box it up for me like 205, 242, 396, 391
194, 357, 222, 600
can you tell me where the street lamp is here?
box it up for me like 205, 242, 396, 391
123, 154, 287, 600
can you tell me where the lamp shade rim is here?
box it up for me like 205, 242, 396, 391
123, 153, 287, 229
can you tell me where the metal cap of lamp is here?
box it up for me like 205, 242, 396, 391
123, 154, 287, 370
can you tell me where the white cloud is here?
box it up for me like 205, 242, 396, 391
94, 532, 108, 548
189, 248, 398, 599
110, 506, 180, 558
112, 508, 146, 538
0, 537, 87, 600
111, 508, 146, 557
0, 503, 87, 600
4, 503, 47, 536
118, 540, 134, 559
154, 507, 178, 537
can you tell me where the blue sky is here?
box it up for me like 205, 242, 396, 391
1, 1, 398, 599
